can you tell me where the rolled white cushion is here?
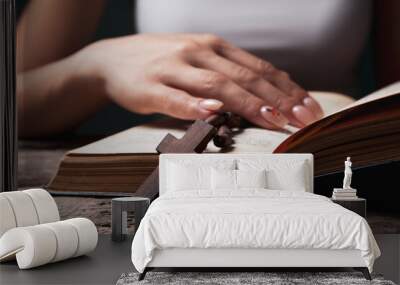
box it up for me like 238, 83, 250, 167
0, 226, 57, 269
64, 218, 98, 257
0, 218, 98, 269
1, 192, 39, 227
42, 221, 79, 262
23, 189, 59, 223
0, 196, 17, 237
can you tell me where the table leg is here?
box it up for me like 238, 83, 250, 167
112, 201, 124, 242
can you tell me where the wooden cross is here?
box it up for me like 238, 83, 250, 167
134, 113, 237, 201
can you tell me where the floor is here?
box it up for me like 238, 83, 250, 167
0, 235, 134, 285
1, 235, 399, 285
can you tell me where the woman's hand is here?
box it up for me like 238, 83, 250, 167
77, 34, 323, 129
18, 33, 324, 138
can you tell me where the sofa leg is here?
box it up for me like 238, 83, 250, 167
138, 268, 147, 281
354, 267, 371, 280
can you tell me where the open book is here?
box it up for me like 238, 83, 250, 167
47, 82, 400, 195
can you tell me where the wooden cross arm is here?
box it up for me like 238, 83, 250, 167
156, 120, 216, 154
134, 168, 160, 201
134, 120, 217, 200
134, 114, 235, 201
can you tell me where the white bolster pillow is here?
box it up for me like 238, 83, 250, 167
23, 189, 60, 224
64, 218, 98, 257
1, 191, 40, 227
0, 196, 17, 237
42, 221, 79, 262
0, 189, 59, 237
0, 218, 98, 269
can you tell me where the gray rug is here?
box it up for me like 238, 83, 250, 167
116, 272, 396, 285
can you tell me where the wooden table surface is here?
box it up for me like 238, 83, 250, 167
17, 138, 119, 234
17, 139, 400, 234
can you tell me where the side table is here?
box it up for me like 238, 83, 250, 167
112, 197, 150, 241
331, 197, 366, 218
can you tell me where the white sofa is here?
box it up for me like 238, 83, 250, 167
131, 154, 380, 280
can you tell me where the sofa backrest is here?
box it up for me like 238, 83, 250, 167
159, 154, 313, 195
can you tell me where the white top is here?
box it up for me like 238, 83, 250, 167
135, 0, 372, 94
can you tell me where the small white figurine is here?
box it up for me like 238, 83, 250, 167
332, 157, 357, 199
342, 157, 353, 189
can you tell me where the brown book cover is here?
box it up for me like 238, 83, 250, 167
47, 84, 400, 195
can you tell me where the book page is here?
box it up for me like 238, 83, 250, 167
309, 91, 355, 116
71, 120, 188, 154
71, 91, 354, 155
225, 91, 354, 153
340, 81, 400, 110
71, 119, 291, 155
274, 81, 400, 154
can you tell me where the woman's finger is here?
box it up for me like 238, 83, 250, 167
302, 96, 324, 118
195, 36, 323, 123
190, 51, 306, 127
221, 46, 322, 124
222, 44, 323, 121
265, 72, 324, 118
190, 51, 286, 106
147, 85, 223, 120
159, 65, 289, 129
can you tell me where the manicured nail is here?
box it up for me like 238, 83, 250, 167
303, 97, 323, 118
260, 106, 289, 128
199, 99, 223, 111
292, 105, 316, 125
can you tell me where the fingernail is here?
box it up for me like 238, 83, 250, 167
292, 105, 316, 125
199, 99, 223, 111
260, 106, 289, 128
303, 97, 323, 118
